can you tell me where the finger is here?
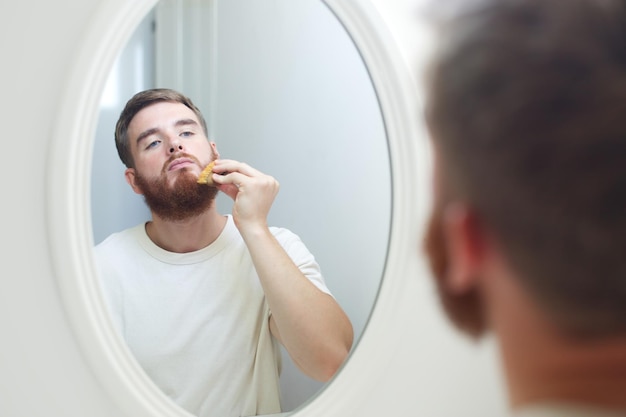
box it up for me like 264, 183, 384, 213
213, 159, 262, 177
211, 170, 248, 189
216, 182, 239, 200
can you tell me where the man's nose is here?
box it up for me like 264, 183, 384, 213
168, 138, 184, 153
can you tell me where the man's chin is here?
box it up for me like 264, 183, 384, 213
168, 167, 198, 182
135, 169, 218, 221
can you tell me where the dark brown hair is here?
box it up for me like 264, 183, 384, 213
114, 88, 208, 168
425, 0, 626, 337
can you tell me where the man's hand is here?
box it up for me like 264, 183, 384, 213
210, 159, 279, 234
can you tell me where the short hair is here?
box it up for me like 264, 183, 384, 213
425, 0, 626, 337
114, 88, 208, 168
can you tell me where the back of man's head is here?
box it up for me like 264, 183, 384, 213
425, 0, 626, 339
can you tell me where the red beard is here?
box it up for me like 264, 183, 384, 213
133, 153, 218, 221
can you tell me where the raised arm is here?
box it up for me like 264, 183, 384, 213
211, 159, 354, 381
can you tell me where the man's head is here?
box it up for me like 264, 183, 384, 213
423, 0, 626, 340
115, 88, 209, 169
115, 88, 218, 221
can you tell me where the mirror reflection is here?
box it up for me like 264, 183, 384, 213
91, 0, 390, 415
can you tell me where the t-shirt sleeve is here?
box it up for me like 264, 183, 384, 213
270, 227, 333, 297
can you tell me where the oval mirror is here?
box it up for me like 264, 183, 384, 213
45, 0, 506, 415
91, 0, 389, 413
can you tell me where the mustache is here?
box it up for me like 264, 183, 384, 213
161, 152, 202, 174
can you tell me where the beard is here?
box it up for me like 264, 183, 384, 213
133, 153, 219, 222
423, 203, 487, 338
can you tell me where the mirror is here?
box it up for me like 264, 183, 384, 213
91, 0, 390, 413
40, 0, 508, 415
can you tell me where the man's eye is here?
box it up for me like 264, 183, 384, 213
181, 131, 193, 137
146, 140, 160, 150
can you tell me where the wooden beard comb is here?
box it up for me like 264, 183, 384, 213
197, 161, 216, 185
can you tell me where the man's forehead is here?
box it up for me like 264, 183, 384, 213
129, 101, 200, 133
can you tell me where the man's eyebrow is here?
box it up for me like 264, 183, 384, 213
135, 119, 199, 145
136, 127, 159, 145
175, 118, 199, 128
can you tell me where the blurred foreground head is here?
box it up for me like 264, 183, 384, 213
424, 0, 626, 341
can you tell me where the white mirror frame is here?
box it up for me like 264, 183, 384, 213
46, 0, 431, 415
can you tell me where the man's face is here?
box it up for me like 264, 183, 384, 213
423, 153, 487, 338
127, 101, 215, 183
125, 101, 218, 220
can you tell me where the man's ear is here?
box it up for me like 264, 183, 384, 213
441, 203, 488, 293
210, 141, 220, 159
124, 168, 144, 195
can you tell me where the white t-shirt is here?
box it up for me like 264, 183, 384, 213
513, 404, 626, 417
93, 215, 331, 417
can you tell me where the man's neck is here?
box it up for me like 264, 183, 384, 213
504, 331, 626, 411
487, 272, 626, 412
145, 207, 227, 253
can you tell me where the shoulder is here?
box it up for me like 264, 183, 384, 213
94, 224, 146, 258
513, 404, 626, 417
269, 225, 298, 242
268, 226, 309, 253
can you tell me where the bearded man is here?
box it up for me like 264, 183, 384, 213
422, 0, 626, 415
93, 88, 353, 417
